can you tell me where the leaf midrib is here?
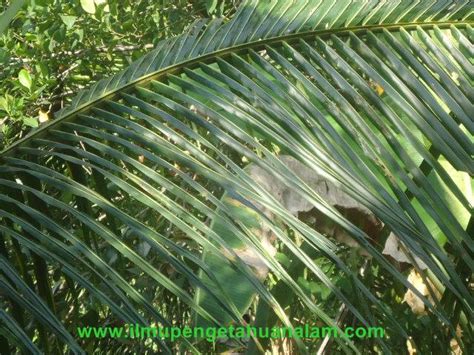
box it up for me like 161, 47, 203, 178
1, 20, 470, 157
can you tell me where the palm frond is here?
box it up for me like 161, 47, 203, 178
1, 0, 472, 353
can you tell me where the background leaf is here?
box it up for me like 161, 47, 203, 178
206, 0, 218, 14
80, 0, 96, 14
60, 15, 77, 29
18, 69, 32, 90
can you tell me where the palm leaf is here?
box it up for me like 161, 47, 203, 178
0, 0, 472, 353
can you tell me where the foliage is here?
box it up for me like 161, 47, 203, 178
0, 0, 237, 150
0, 0, 472, 354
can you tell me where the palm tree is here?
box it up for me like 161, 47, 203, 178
0, 0, 472, 353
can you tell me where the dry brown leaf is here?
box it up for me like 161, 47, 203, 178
382, 234, 428, 269
450, 325, 463, 354
403, 269, 441, 315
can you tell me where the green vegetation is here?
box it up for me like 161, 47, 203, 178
0, 0, 472, 354
0, 0, 235, 150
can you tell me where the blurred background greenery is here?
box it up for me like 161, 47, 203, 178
0, 0, 239, 150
